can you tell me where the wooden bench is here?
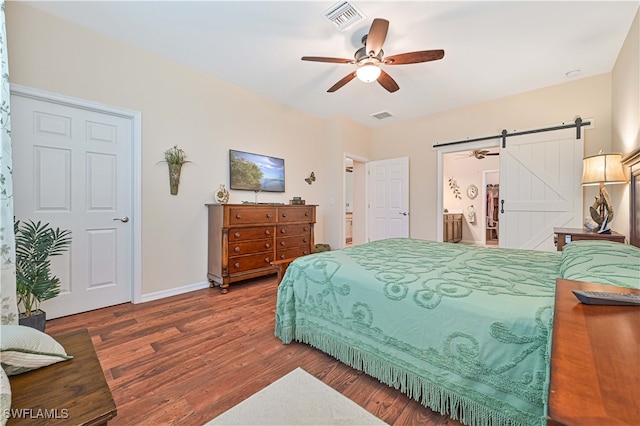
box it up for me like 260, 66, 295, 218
271, 258, 296, 284
7, 329, 117, 425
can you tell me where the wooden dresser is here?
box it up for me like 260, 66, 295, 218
206, 204, 316, 293
547, 279, 639, 425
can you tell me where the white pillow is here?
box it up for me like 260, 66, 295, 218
0, 367, 9, 426
0, 325, 72, 376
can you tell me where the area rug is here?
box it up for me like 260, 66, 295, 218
205, 367, 388, 425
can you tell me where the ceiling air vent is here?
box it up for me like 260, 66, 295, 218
370, 110, 395, 120
323, 1, 365, 30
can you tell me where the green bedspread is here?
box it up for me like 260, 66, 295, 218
275, 238, 562, 426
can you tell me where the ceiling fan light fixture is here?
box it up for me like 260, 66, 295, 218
356, 64, 381, 82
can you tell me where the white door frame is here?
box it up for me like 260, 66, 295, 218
436, 140, 500, 242
343, 152, 370, 248
10, 84, 143, 304
482, 169, 500, 245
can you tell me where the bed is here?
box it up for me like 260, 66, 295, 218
275, 238, 640, 426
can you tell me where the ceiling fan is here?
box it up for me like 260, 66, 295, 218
469, 149, 499, 159
301, 18, 444, 93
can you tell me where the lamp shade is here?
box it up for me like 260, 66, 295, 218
356, 64, 381, 83
581, 152, 627, 186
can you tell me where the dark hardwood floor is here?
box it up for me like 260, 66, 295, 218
46, 276, 463, 426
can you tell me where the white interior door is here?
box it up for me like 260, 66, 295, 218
367, 157, 409, 241
12, 93, 133, 319
499, 127, 583, 250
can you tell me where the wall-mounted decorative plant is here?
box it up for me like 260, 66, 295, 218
448, 177, 462, 200
159, 145, 192, 195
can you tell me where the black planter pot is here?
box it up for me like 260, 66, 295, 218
18, 310, 47, 332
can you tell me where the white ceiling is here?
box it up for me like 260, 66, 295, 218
23, 1, 639, 128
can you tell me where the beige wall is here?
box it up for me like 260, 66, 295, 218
6, 3, 371, 296
6, 3, 638, 299
611, 9, 640, 240
372, 74, 613, 241
321, 117, 372, 248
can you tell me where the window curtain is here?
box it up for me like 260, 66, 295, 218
0, 0, 17, 325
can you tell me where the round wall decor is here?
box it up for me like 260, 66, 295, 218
467, 184, 478, 200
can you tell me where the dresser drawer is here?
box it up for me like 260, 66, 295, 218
276, 246, 311, 261
229, 253, 274, 273
228, 226, 273, 242
229, 239, 273, 257
277, 235, 310, 249
278, 207, 314, 223
277, 224, 312, 236
207, 203, 316, 293
228, 207, 277, 225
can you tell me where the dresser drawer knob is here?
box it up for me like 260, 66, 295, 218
305, 212, 309, 216
265, 243, 271, 249
234, 232, 241, 238
280, 241, 285, 246
234, 247, 240, 253
265, 230, 271, 236
282, 213, 287, 218
264, 257, 270, 263
303, 238, 308, 243
236, 214, 242, 219
280, 254, 285, 259
280, 229, 286, 234
303, 227, 308, 232
234, 262, 240, 268
266, 213, 272, 219
303, 250, 309, 255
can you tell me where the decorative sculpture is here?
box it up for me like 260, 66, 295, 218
589, 189, 614, 226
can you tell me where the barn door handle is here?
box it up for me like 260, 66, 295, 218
113, 216, 129, 223
500, 200, 504, 214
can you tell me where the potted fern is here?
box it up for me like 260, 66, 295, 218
15, 219, 72, 331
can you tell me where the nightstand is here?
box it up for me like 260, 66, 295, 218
553, 227, 625, 251
547, 279, 640, 425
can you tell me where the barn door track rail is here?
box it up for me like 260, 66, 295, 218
433, 117, 590, 149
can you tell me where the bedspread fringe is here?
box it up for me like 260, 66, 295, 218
276, 325, 543, 426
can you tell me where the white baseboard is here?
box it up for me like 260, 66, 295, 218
138, 281, 212, 304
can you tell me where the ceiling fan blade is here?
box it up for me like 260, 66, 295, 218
377, 69, 399, 93
365, 18, 389, 56
327, 72, 357, 92
301, 56, 354, 64
384, 49, 445, 65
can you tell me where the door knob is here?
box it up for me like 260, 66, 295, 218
113, 216, 129, 223
399, 212, 408, 216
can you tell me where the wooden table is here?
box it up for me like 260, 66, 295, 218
553, 227, 625, 251
547, 279, 640, 425
8, 329, 117, 425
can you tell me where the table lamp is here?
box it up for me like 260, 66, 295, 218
581, 151, 627, 233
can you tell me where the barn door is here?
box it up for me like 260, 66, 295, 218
499, 127, 583, 251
